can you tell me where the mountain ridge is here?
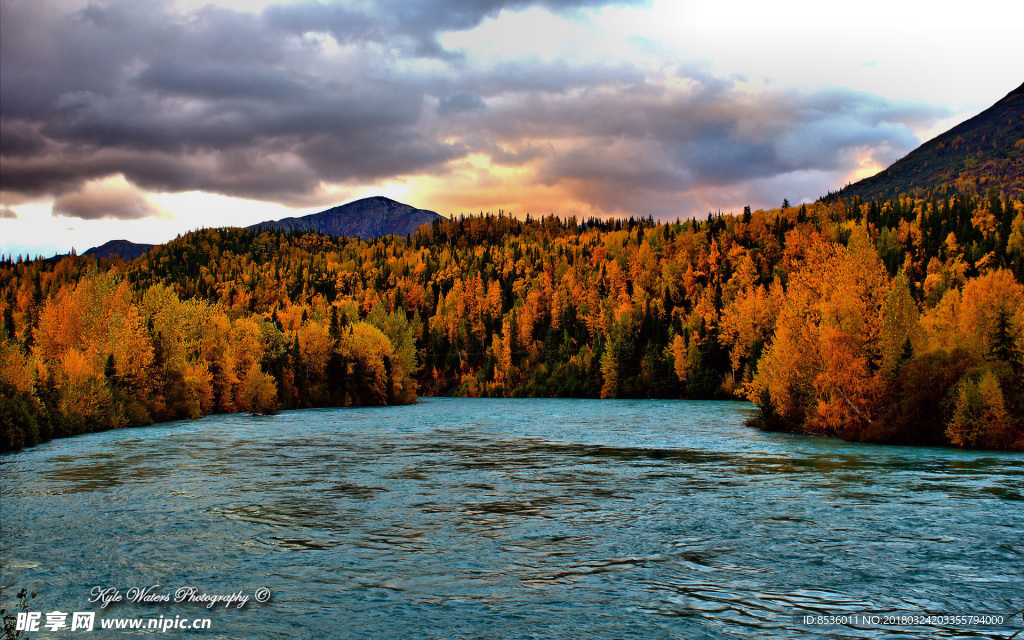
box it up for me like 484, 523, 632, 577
827, 82, 1024, 202
83, 196, 444, 260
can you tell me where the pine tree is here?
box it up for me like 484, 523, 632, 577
988, 309, 1022, 377
2, 306, 15, 342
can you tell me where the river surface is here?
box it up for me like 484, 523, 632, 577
1, 398, 1022, 639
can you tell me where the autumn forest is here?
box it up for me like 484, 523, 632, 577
2, 190, 1024, 452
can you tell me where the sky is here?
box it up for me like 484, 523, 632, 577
1, 0, 1022, 257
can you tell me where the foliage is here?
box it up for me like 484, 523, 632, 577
1, 588, 36, 640
2, 191, 1023, 451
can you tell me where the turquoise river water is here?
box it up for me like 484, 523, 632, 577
1, 398, 1022, 638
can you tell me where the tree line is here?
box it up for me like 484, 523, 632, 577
2, 189, 1023, 451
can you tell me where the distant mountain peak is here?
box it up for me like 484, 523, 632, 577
82, 239, 155, 261
249, 196, 443, 240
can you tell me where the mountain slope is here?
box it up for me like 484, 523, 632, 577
248, 196, 443, 240
828, 82, 1024, 202
82, 239, 156, 261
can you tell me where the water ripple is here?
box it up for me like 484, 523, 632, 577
2, 398, 1022, 639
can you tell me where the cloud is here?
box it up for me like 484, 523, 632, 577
469, 81, 941, 216
0, 120, 49, 158
0, 0, 948, 221
438, 91, 487, 115
52, 178, 166, 220
262, 0, 647, 57
0, 206, 18, 219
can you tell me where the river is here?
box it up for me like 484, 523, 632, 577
1, 398, 1021, 638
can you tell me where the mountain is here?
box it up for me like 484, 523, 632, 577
248, 196, 443, 240
82, 239, 156, 261
78, 197, 439, 262
828, 82, 1024, 202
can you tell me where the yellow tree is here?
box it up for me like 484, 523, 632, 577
749, 227, 911, 437
600, 348, 618, 399
33, 271, 153, 425
201, 311, 239, 412
922, 269, 1024, 357
232, 316, 266, 372
297, 320, 334, 380
719, 284, 776, 388
668, 334, 690, 384
238, 365, 278, 415
336, 321, 393, 405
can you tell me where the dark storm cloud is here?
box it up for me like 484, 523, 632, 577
0, 4, 456, 201
0, 0, 945, 218
0, 120, 49, 158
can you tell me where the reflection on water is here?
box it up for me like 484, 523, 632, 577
2, 398, 1022, 639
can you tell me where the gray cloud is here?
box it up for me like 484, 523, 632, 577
53, 180, 163, 220
475, 81, 939, 215
0, 120, 49, 158
439, 91, 487, 116
263, 0, 647, 57
0, 0, 947, 219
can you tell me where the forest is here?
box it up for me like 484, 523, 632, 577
2, 189, 1023, 452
